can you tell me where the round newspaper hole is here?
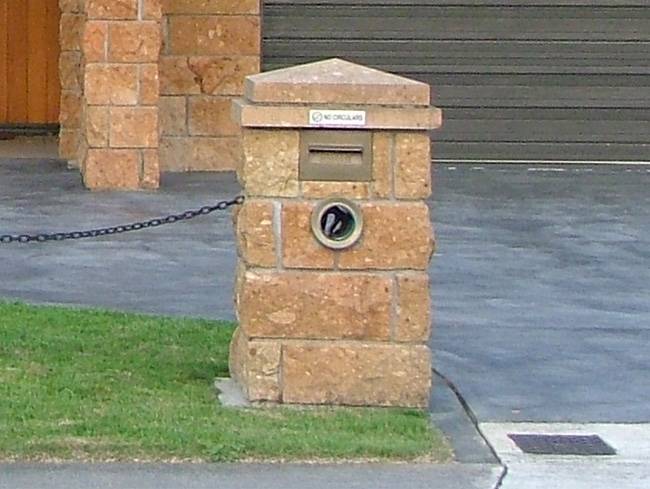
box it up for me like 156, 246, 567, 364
311, 198, 363, 250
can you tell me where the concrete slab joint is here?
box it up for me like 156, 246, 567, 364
58, 0, 262, 189
230, 59, 443, 408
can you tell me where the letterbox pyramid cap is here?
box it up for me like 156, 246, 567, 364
245, 58, 431, 107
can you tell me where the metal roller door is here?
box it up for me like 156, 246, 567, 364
263, 1, 650, 163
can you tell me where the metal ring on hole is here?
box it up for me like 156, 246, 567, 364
311, 198, 363, 250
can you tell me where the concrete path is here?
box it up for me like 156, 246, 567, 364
0, 463, 501, 489
481, 423, 650, 489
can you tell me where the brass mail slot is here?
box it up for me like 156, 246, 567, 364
300, 130, 372, 182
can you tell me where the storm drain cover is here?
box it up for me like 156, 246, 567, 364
508, 434, 616, 456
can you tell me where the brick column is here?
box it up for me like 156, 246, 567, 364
230, 59, 442, 408
80, 0, 162, 190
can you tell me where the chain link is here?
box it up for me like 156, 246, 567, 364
0, 195, 244, 245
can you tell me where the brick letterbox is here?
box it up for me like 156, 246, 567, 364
230, 59, 442, 408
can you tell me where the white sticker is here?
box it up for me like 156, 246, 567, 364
309, 110, 367, 127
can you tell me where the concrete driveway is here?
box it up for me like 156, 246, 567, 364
1, 159, 649, 425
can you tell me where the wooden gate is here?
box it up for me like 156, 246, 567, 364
0, 0, 60, 125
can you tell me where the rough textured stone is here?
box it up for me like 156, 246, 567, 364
59, 129, 79, 160
143, 0, 163, 20
300, 182, 370, 199
162, 0, 260, 15
59, 0, 83, 13
395, 132, 432, 199
168, 16, 260, 56
85, 106, 109, 147
59, 13, 84, 51
159, 97, 187, 136
338, 202, 434, 270
240, 130, 299, 197
245, 58, 430, 106
282, 343, 432, 407
188, 96, 239, 136
110, 107, 159, 148
229, 328, 282, 402
59, 52, 82, 92
160, 136, 240, 171
84, 64, 138, 105
141, 149, 161, 189
238, 270, 392, 341
139, 64, 160, 105
159, 56, 201, 95
59, 92, 81, 128
372, 132, 392, 198
83, 149, 141, 190
108, 22, 161, 63
282, 202, 335, 269
235, 201, 277, 268
82, 21, 108, 63
188, 56, 259, 96
86, 0, 138, 19
396, 273, 431, 342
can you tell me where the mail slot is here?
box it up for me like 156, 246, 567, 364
299, 130, 372, 182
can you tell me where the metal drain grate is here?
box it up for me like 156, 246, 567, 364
508, 434, 617, 456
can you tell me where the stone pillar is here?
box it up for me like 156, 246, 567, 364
80, 0, 162, 190
58, 0, 85, 167
230, 59, 442, 408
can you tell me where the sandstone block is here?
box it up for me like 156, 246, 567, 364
162, 0, 260, 15
139, 64, 160, 105
86, 0, 138, 20
188, 56, 259, 96
143, 0, 163, 20
396, 273, 431, 342
110, 107, 159, 148
159, 56, 201, 95
59, 91, 82, 128
372, 132, 392, 198
168, 16, 260, 56
59, 52, 82, 91
282, 202, 335, 269
59, 0, 82, 13
188, 96, 239, 137
142, 149, 161, 189
85, 105, 109, 147
84, 64, 138, 105
235, 201, 277, 268
83, 149, 141, 190
339, 202, 434, 270
395, 133, 432, 199
160, 136, 240, 171
159, 97, 187, 136
238, 271, 391, 341
229, 328, 282, 403
59, 13, 84, 51
241, 130, 299, 197
108, 22, 161, 63
282, 343, 432, 407
59, 129, 79, 160
300, 182, 370, 200
82, 21, 108, 63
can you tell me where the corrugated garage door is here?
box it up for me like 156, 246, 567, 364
263, 1, 650, 163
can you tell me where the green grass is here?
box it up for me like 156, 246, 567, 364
0, 302, 452, 463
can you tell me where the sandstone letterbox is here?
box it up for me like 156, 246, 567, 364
230, 59, 442, 408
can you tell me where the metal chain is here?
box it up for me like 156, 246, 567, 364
0, 195, 245, 245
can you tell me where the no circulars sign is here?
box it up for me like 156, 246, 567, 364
309, 110, 367, 127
